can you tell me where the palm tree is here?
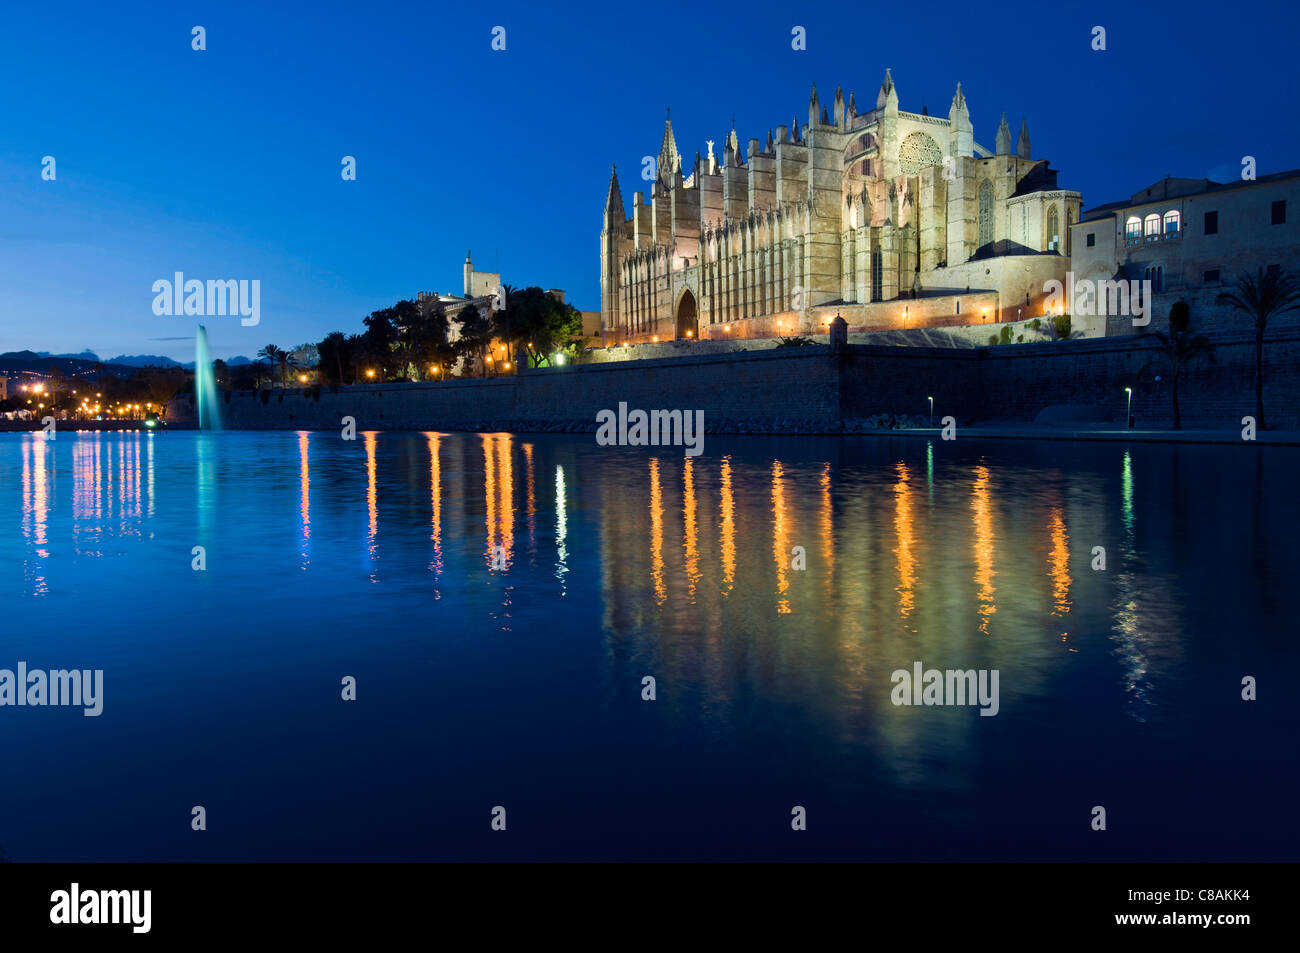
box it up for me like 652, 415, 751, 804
277, 349, 299, 386
1153, 300, 1214, 430
256, 344, 283, 387
1216, 268, 1300, 429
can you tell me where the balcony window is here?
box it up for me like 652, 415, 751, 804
1144, 213, 1161, 238
1163, 210, 1180, 235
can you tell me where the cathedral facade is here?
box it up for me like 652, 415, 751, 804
600, 72, 1083, 344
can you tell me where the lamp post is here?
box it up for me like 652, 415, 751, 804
1125, 386, 1134, 429
928, 396, 934, 427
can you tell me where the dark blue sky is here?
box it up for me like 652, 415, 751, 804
1, 0, 1295, 361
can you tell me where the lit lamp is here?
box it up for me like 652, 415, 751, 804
928, 396, 934, 427
366, 369, 375, 379
686, 329, 693, 338
1125, 386, 1134, 429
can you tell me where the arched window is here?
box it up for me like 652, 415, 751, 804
1125, 216, 1142, 241
978, 181, 994, 249
1047, 206, 1060, 251
1144, 213, 1160, 237
1163, 210, 1180, 236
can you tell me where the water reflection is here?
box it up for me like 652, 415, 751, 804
21, 436, 50, 595
1048, 504, 1071, 640
771, 460, 791, 614
649, 457, 666, 605
426, 433, 443, 579
298, 431, 311, 567
971, 464, 997, 634
719, 456, 736, 592
365, 431, 378, 578
555, 464, 568, 593
5, 430, 1211, 744
893, 462, 916, 622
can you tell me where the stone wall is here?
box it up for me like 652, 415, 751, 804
169, 326, 1300, 432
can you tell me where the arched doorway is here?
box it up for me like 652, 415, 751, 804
675, 289, 698, 340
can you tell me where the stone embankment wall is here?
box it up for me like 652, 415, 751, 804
166, 327, 1300, 432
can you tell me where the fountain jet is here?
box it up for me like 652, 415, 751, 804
195, 324, 222, 431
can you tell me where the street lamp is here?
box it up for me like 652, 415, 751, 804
1125, 386, 1134, 429
928, 396, 934, 426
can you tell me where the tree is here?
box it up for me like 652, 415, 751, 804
277, 348, 298, 385
454, 304, 492, 377
139, 367, 187, 417
317, 332, 349, 386
404, 300, 451, 379
345, 334, 368, 384
256, 345, 283, 387
499, 286, 587, 367
1217, 267, 1300, 429
362, 307, 400, 380
1153, 300, 1215, 430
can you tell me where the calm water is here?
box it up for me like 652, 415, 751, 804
1, 430, 1295, 861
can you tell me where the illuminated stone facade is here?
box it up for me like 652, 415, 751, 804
599, 72, 1082, 344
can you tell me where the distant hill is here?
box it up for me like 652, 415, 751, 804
2, 351, 258, 380
0, 351, 153, 380
107, 354, 187, 368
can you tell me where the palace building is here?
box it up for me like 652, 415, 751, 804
599, 72, 1082, 344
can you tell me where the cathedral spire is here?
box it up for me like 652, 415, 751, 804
791, 115, 801, 143
833, 85, 845, 127
876, 68, 898, 111
657, 115, 680, 187
995, 112, 1012, 155
1017, 118, 1031, 159
808, 81, 820, 127
948, 82, 973, 157
848, 90, 857, 118
604, 164, 624, 219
